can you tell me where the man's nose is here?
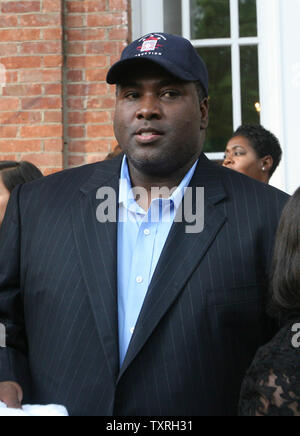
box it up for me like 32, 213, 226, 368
136, 95, 162, 120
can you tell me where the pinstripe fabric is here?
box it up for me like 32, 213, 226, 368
0, 153, 289, 416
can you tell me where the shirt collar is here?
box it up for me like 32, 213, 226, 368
119, 156, 140, 213
118, 155, 198, 213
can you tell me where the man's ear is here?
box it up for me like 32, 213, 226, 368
200, 97, 209, 130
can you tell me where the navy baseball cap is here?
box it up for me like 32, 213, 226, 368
106, 33, 209, 97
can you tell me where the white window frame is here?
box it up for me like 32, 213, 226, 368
131, 0, 164, 40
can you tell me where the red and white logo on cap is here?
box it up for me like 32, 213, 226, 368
136, 34, 166, 55
141, 38, 159, 52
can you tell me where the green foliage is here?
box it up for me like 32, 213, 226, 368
239, 0, 257, 37
190, 0, 231, 39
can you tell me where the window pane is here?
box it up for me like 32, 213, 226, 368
190, 0, 231, 39
164, 0, 182, 35
197, 47, 233, 153
239, 0, 257, 37
240, 45, 260, 124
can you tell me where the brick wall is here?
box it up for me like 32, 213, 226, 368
0, 0, 130, 174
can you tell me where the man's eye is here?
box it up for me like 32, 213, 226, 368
161, 91, 179, 99
124, 92, 139, 100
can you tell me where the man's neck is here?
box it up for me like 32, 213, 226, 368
126, 154, 200, 210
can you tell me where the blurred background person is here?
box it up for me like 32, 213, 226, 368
105, 144, 122, 160
239, 187, 300, 416
223, 124, 282, 183
0, 161, 43, 227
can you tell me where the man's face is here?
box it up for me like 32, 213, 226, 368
113, 63, 208, 177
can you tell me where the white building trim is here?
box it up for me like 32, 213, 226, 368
257, 0, 286, 191
131, 0, 164, 41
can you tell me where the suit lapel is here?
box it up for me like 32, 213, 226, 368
119, 155, 228, 380
71, 156, 123, 381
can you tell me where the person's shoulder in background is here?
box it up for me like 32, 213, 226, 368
218, 161, 289, 198
239, 318, 300, 416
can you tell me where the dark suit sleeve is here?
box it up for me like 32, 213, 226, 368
0, 184, 31, 396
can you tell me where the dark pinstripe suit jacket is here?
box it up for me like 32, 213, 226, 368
0, 153, 289, 416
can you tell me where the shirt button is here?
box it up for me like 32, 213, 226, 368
130, 327, 135, 334
136, 276, 143, 284
144, 228, 150, 236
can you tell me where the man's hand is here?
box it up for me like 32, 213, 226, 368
0, 382, 23, 409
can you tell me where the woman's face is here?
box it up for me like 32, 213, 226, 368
223, 135, 269, 183
0, 176, 10, 226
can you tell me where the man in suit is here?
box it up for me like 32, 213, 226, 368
0, 33, 289, 416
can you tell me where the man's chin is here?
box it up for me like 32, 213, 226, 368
128, 154, 180, 178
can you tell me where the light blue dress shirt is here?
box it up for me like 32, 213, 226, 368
117, 156, 198, 366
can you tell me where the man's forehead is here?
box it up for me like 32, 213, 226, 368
116, 61, 187, 87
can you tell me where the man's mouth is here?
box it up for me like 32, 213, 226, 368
135, 128, 164, 145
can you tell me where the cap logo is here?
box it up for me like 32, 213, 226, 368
141, 38, 158, 52
135, 33, 166, 58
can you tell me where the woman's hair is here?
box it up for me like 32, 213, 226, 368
105, 144, 123, 160
268, 187, 300, 320
232, 124, 282, 177
0, 161, 43, 193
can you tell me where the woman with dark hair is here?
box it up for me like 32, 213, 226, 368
223, 124, 283, 183
105, 144, 122, 160
239, 187, 300, 416
0, 161, 43, 226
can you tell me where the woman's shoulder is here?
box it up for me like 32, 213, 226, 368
255, 318, 300, 362
239, 318, 300, 416
246, 318, 300, 384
